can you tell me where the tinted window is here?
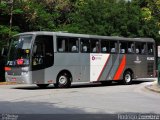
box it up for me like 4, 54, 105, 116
57, 37, 68, 52
32, 35, 54, 70
147, 43, 154, 55
81, 38, 90, 53
57, 36, 79, 53
127, 42, 135, 53
135, 42, 146, 54
110, 41, 117, 53
119, 42, 127, 54
90, 39, 100, 53
101, 40, 109, 53
68, 38, 79, 53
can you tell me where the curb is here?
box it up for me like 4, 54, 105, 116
145, 82, 160, 93
0, 82, 17, 85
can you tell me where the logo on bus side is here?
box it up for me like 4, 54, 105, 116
91, 55, 102, 61
92, 56, 96, 61
134, 56, 141, 64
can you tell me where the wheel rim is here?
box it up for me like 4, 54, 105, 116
125, 74, 131, 83
59, 76, 67, 85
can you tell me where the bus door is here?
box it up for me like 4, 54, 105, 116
80, 38, 90, 82
147, 43, 155, 77
134, 42, 148, 78
31, 35, 54, 84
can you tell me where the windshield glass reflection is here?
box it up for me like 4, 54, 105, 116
7, 35, 33, 66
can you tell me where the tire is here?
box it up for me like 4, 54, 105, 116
101, 81, 112, 86
37, 84, 49, 88
123, 71, 132, 85
55, 72, 71, 88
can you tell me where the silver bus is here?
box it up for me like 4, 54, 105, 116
5, 31, 156, 88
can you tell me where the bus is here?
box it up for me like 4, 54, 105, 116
5, 31, 156, 88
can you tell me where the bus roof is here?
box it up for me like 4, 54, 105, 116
17, 31, 155, 43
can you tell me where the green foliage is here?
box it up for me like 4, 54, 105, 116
61, 0, 140, 36
60, 0, 159, 41
21, 1, 54, 30
0, 0, 159, 50
0, 25, 20, 49
12, 9, 23, 14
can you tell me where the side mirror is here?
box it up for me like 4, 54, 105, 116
1, 47, 8, 57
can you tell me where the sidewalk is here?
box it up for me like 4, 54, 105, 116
145, 80, 160, 93
0, 82, 17, 85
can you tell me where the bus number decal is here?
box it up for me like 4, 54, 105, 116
147, 57, 154, 61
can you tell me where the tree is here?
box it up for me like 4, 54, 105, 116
139, 0, 160, 40
0, 0, 159, 46
0, 0, 22, 48
60, 0, 140, 36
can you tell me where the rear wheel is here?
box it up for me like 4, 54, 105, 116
123, 71, 132, 85
55, 72, 71, 88
37, 84, 49, 88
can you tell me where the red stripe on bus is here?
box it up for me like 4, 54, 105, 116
97, 54, 110, 81
113, 55, 126, 80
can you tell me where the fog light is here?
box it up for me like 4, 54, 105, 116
21, 72, 28, 76
21, 67, 29, 71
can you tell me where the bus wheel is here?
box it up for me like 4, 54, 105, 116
101, 81, 112, 86
37, 84, 49, 88
123, 71, 132, 85
55, 73, 71, 88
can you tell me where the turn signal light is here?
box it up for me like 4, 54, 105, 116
5, 67, 11, 71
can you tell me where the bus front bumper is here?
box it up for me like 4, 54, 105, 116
5, 72, 32, 84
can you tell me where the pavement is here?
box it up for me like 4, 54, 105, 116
145, 80, 160, 93
1, 79, 160, 93
0, 79, 160, 117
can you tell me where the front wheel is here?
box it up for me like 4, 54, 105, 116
123, 71, 132, 85
55, 73, 71, 88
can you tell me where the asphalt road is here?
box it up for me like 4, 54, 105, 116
0, 81, 159, 116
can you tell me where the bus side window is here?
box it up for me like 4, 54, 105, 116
135, 42, 146, 54
147, 43, 153, 55
141, 43, 146, 54
101, 40, 109, 53
110, 41, 117, 53
135, 43, 141, 54
91, 39, 100, 53
81, 38, 90, 53
83, 46, 87, 52
128, 42, 134, 53
119, 42, 127, 54
57, 37, 68, 52
68, 37, 79, 53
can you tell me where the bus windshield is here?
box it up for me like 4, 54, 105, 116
7, 35, 33, 66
